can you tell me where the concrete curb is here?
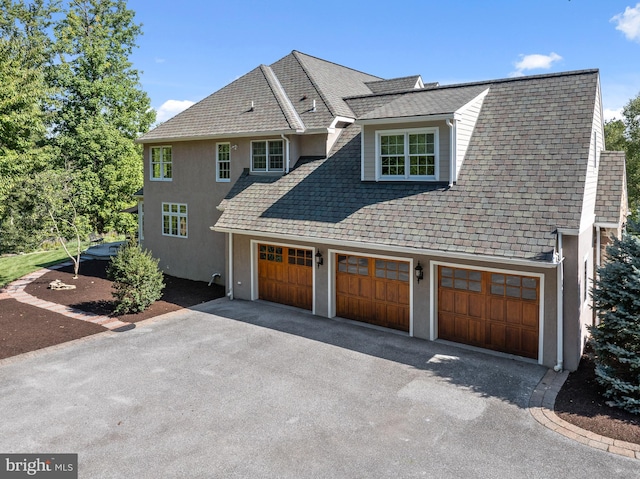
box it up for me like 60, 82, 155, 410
530, 369, 640, 460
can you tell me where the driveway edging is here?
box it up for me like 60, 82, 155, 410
530, 369, 640, 460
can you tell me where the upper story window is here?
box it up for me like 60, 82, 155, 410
162, 202, 187, 238
376, 128, 438, 180
151, 146, 172, 180
251, 140, 284, 172
216, 143, 230, 182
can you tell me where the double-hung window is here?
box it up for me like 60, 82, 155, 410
216, 143, 230, 182
251, 140, 284, 172
151, 146, 172, 180
377, 128, 438, 180
162, 203, 187, 238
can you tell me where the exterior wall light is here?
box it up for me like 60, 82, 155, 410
415, 262, 424, 283
315, 251, 323, 268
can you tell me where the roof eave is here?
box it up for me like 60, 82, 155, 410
355, 113, 456, 125
136, 129, 304, 144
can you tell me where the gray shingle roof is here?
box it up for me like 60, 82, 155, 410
358, 84, 490, 120
215, 70, 600, 262
365, 76, 423, 94
138, 66, 295, 142
138, 51, 382, 142
595, 151, 627, 224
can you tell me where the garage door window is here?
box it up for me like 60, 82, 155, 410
440, 267, 481, 292
375, 259, 410, 281
490, 274, 537, 300
338, 255, 369, 275
259, 244, 283, 262
289, 248, 312, 266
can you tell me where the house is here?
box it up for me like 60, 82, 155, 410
136, 51, 627, 371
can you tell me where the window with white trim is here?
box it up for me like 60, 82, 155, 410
162, 203, 187, 238
216, 143, 230, 182
151, 146, 172, 180
376, 128, 438, 180
251, 140, 284, 172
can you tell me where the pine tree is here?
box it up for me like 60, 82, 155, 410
590, 229, 640, 414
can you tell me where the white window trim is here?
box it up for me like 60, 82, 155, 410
375, 127, 439, 181
162, 202, 188, 238
150, 146, 172, 181
216, 142, 231, 182
250, 139, 285, 173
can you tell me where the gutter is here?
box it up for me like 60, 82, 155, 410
210, 226, 559, 269
554, 231, 564, 372
228, 232, 234, 300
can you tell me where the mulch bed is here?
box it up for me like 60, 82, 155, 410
24, 260, 225, 323
0, 298, 106, 360
555, 350, 640, 445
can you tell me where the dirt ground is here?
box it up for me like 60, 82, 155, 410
1, 260, 638, 445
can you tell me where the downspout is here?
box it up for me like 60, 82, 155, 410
445, 119, 456, 187
554, 231, 564, 372
595, 225, 601, 268
281, 134, 290, 173
228, 232, 234, 300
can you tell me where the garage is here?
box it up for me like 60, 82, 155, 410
258, 244, 313, 310
335, 254, 410, 332
437, 266, 539, 359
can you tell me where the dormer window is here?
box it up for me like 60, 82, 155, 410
251, 140, 284, 172
376, 128, 438, 181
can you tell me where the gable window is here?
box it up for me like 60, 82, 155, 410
151, 146, 172, 180
377, 128, 438, 180
251, 140, 284, 172
162, 203, 187, 238
216, 143, 230, 182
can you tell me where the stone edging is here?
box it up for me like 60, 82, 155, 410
530, 369, 640, 460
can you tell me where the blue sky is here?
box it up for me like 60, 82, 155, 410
126, 0, 640, 124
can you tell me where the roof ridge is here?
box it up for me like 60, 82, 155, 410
260, 64, 305, 131
289, 51, 339, 118
291, 50, 382, 81
345, 69, 600, 101
365, 75, 420, 84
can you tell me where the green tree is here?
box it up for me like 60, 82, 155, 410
589, 228, 640, 414
51, 0, 154, 232
0, 0, 58, 223
605, 93, 640, 215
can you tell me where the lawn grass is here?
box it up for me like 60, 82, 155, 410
0, 243, 90, 288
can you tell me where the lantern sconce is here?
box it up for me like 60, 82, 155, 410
415, 262, 424, 283
315, 250, 323, 268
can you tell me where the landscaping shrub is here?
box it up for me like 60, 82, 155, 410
589, 231, 640, 414
107, 241, 165, 315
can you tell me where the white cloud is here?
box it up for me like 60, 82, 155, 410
511, 52, 563, 76
155, 58, 166, 64
611, 3, 640, 42
155, 99, 195, 123
604, 108, 624, 122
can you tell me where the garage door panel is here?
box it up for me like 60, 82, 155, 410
468, 295, 484, 319
336, 254, 410, 332
438, 266, 539, 360
439, 290, 454, 313
258, 244, 312, 311
522, 303, 538, 328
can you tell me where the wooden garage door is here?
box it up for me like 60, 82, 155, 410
258, 244, 312, 310
336, 254, 410, 332
438, 266, 539, 359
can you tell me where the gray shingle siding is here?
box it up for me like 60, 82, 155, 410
595, 151, 627, 223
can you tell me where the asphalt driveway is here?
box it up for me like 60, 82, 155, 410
0, 299, 636, 478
